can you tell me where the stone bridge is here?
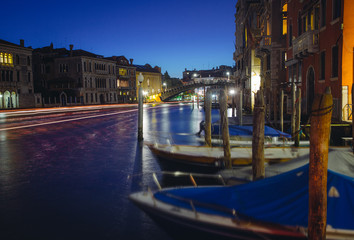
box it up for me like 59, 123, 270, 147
160, 79, 235, 101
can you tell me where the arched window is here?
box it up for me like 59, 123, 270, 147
27, 56, 31, 66
0, 53, 3, 64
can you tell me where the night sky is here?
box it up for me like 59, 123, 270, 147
1, 0, 236, 78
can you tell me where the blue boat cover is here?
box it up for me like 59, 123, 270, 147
154, 164, 354, 230
212, 125, 292, 138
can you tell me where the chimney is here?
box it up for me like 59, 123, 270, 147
20, 39, 24, 47
129, 58, 134, 65
69, 44, 73, 57
50, 42, 54, 49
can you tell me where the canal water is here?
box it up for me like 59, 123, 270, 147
0, 103, 227, 240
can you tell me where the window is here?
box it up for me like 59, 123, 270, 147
0, 53, 3, 64
28, 72, 31, 82
321, 0, 326, 27
331, 45, 338, 78
27, 56, 30, 66
320, 51, 326, 80
282, 51, 287, 69
17, 71, 20, 82
84, 62, 87, 72
16, 55, 19, 65
298, 61, 302, 83
289, 24, 293, 46
315, 6, 320, 30
298, 13, 302, 36
332, 0, 341, 20
119, 68, 127, 76
266, 54, 271, 71
282, 4, 288, 35
8, 54, 13, 64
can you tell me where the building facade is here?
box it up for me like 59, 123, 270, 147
107, 56, 137, 103
0, 39, 38, 109
33, 44, 118, 106
286, 0, 352, 122
135, 64, 162, 102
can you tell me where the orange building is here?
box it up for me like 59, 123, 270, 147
286, 0, 353, 122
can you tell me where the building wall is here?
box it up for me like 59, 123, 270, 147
287, 0, 344, 120
136, 71, 162, 101
0, 40, 35, 109
342, 0, 354, 120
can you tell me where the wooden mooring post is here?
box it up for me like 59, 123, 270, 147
291, 83, 296, 140
280, 89, 284, 132
238, 89, 243, 125
252, 89, 265, 180
295, 88, 301, 147
219, 89, 231, 169
308, 87, 333, 240
204, 89, 212, 147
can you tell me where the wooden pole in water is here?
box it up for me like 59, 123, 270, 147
308, 87, 333, 240
219, 89, 231, 169
238, 89, 243, 125
197, 92, 199, 108
252, 89, 265, 180
232, 93, 236, 118
295, 88, 301, 147
291, 83, 296, 140
280, 89, 284, 132
273, 88, 278, 127
204, 89, 212, 147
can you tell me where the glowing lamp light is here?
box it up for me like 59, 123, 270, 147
229, 89, 235, 95
138, 73, 144, 84
0, 94, 2, 98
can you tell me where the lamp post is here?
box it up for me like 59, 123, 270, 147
138, 73, 144, 141
163, 82, 167, 92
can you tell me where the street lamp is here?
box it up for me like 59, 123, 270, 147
227, 72, 230, 81
163, 82, 167, 92
138, 73, 144, 141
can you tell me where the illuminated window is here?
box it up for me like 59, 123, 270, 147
244, 27, 248, 47
119, 68, 127, 76
8, 54, 13, 64
267, 19, 271, 35
282, 4, 288, 35
4, 53, 8, 63
0, 53, 3, 64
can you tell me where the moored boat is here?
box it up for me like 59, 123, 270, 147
130, 150, 354, 240
146, 142, 310, 169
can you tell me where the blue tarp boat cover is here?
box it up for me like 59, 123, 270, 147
155, 164, 354, 230
212, 125, 292, 138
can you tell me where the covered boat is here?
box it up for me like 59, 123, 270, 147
211, 124, 292, 139
130, 148, 354, 239
197, 124, 309, 147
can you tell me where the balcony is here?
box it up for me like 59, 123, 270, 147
293, 30, 319, 58
260, 35, 271, 49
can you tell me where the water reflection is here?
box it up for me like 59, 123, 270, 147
0, 104, 227, 240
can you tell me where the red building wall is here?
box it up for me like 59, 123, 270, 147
286, 0, 343, 119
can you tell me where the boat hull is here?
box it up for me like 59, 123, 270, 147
130, 191, 307, 240
146, 143, 310, 170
